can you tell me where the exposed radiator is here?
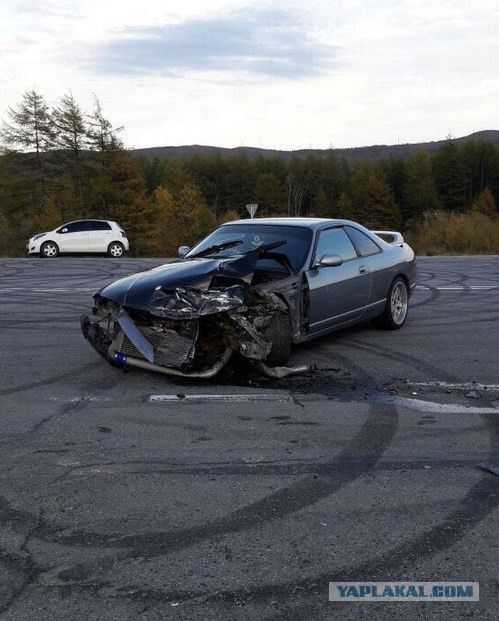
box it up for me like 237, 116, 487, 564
120, 325, 196, 368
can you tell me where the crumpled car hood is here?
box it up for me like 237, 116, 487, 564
97, 254, 259, 310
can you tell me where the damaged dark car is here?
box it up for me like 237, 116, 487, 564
81, 218, 417, 378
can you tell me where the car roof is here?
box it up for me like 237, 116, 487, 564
220, 217, 362, 231
58, 219, 118, 226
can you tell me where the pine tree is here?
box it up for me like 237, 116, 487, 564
432, 138, 467, 212
402, 148, 440, 224
0, 90, 54, 214
52, 92, 88, 211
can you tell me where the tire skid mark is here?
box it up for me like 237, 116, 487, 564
409, 286, 441, 308
0, 365, 97, 397
55, 404, 398, 553
342, 339, 459, 383
78, 454, 498, 618
258, 410, 499, 619
0, 503, 45, 616
19, 397, 91, 443
38, 409, 496, 617
0, 405, 398, 593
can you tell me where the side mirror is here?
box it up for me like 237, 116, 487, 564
61, 228, 68, 233
315, 254, 343, 268
177, 245, 191, 258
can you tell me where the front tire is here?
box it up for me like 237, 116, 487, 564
40, 241, 59, 258
107, 242, 124, 258
374, 276, 409, 330
263, 312, 292, 366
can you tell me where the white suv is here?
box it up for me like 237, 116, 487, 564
26, 220, 130, 258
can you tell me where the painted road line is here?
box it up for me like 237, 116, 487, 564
0, 287, 97, 292
409, 382, 499, 391
416, 286, 499, 290
381, 396, 499, 414
148, 393, 294, 403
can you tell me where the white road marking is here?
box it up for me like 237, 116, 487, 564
384, 396, 499, 414
45, 392, 499, 413
417, 286, 499, 290
148, 393, 293, 403
0, 287, 96, 292
409, 381, 499, 391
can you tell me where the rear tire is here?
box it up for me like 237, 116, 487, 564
263, 312, 292, 366
40, 241, 59, 258
107, 242, 124, 258
373, 276, 408, 330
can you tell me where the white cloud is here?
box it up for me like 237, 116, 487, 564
89, 9, 339, 79
1, 0, 498, 150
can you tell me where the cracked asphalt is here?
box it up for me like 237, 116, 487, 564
0, 256, 498, 620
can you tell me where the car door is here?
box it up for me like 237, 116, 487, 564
306, 226, 372, 334
88, 220, 113, 252
56, 221, 90, 253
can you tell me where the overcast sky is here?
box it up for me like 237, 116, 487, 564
1, 0, 498, 150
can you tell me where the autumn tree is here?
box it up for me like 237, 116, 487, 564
402, 148, 440, 224
86, 95, 124, 152
255, 172, 286, 215
147, 183, 215, 256
432, 138, 466, 212
140, 156, 170, 195
334, 191, 354, 219
224, 152, 256, 212
350, 162, 400, 228
471, 187, 498, 220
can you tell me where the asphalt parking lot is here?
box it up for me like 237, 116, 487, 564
0, 256, 498, 620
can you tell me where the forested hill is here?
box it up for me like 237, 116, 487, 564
132, 130, 499, 163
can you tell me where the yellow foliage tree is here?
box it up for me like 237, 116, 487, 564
144, 183, 216, 256
471, 187, 498, 220
217, 209, 240, 225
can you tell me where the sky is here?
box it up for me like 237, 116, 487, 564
1, 0, 498, 151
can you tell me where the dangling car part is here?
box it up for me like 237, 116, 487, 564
81, 218, 417, 379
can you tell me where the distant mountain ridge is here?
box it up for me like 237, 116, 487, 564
132, 130, 499, 164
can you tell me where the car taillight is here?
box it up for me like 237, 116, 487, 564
121, 231, 127, 238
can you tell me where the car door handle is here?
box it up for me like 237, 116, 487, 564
359, 266, 368, 275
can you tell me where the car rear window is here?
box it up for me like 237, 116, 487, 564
345, 225, 381, 257
89, 221, 112, 231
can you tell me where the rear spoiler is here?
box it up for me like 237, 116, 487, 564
372, 230, 404, 245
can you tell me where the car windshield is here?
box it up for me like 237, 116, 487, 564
185, 224, 313, 273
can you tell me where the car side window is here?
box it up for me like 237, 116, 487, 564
89, 221, 112, 231
59, 221, 89, 234
345, 226, 382, 257
315, 227, 358, 263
